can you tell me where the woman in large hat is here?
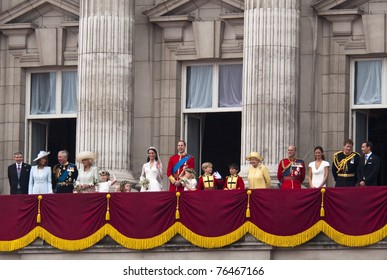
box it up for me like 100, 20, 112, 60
28, 151, 52, 194
246, 152, 271, 189
74, 151, 99, 193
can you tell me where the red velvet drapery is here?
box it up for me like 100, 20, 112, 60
0, 187, 386, 251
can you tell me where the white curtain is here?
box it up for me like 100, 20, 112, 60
62, 71, 77, 113
218, 64, 242, 107
30, 73, 56, 114
186, 65, 212, 108
355, 61, 381, 105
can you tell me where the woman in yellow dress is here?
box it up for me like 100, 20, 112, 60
246, 152, 271, 189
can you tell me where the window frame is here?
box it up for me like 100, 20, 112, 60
181, 61, 243, 113
26, 68, 78, 119
350, 58, 386, 109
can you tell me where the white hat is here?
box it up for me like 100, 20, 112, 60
33, 151, 50, 162
76, 151, 96, 163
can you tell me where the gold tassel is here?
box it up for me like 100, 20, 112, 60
320, 188, 326, 217
175, 192, 181, 220
246, 190, 252, 218
105, 194, 111, 221
37, 195, 42, 223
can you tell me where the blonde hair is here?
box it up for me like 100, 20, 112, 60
201, 162, 213, 171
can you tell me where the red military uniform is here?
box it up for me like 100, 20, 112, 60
167, 153, 195, 192
223, 175, 245, 190
197, 174, 223, 190
277, 158, 305, 189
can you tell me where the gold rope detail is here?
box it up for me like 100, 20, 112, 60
37, 195, 43, 223
246, 190, 252, 218
105, 194, 111, 221
320, 188, 326, 217
175, 192, 181, 220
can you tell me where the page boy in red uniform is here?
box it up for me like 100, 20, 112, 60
223, 163, 245, 190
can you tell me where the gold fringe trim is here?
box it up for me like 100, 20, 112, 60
1, 220, 387, 251
322, 221, 387, 247
37, 195, 43, 223
176, 222, 249, 248
246, 190, 251, 218
248, 220, 323, 247
105, 194, 111, 221
0, 228, 39, 252
36, 226, 108, 251
320, 188, 325, 217
175, 192, 181, 220
107, 224, 178, 250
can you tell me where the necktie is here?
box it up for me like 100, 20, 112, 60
17, 164, 21, 178
364, 155, 368, 164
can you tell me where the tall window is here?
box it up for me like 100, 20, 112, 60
183, 62, 243, 112
28, 69, 77, 117
352, 59, 386, 108
354, 60, 381, 105
26, 69, 77, 162
351, 58, 387, 151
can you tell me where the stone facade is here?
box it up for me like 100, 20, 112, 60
0, 0, 386, 258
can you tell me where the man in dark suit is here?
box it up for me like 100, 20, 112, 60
357, 141, 380, 187
7, 151, 31, 194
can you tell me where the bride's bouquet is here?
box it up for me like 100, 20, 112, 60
139, 176, 150, 190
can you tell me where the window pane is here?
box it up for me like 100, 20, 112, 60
354, 61, 381, 105
218, 64, 242, 107
30, 73, 56, 114
31, 121, 47, 162
62, 71, 78, 113
186, 65, 212, 108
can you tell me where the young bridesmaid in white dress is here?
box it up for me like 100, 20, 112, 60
140, 147, 164, 192
308, 146, 330, 188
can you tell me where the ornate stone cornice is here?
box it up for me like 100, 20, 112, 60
0, 0, 79, 24
0, 23, 35, 49
150, 15, 194, 42
318, 9, 364, 36
219, 13, 244, 39
313, 0, 368, 11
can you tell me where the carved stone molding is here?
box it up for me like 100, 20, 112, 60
219, 13, 244, 39
0, 23, 35, 49
150, 15, 193, 42
318, 9, 363, 36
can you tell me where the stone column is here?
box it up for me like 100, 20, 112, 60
77, 0, 134, 181
241, 0, 300, 179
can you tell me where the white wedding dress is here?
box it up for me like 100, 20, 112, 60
140, 162, 163, 192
